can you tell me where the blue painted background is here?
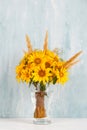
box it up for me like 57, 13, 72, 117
0, 0, 87, 118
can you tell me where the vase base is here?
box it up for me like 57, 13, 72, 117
33, 117, 51, 125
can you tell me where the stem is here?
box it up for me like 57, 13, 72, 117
34, 91, 46, 118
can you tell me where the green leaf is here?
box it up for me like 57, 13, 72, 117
40, 81, 46, 91
28, 80, 32, 87
53, 76, 57, 84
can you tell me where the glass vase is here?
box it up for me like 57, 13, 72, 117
31, 85, 53, 125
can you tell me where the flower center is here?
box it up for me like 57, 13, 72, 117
34, 58, 41, 64
54, 56, 59, 62
26, 73, 30, 77
55, 65, 59, 69
45, 62, 50, 68
59, 72, 64, 77
38, 70, 46, 77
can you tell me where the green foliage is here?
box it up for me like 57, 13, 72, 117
53, 76, 57, 84
40, 81, 46, 91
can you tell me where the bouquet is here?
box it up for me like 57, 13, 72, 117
16, 32, 82, 88
15, 31, 82, 119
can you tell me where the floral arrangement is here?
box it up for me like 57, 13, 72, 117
15, 32, 82, 91
15, 32, 82, 119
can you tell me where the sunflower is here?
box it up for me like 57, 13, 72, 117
21, 68, 31, 83
16, 64, 25, 82
52, 61, 65, 70
44, 50, 59, 61
20, 53, 30, 65
43, 56, 53, 68
44, 50, 55, 58
29, 50, 45, 66
16, 60, 33, 83
32, 66, 52, 84
57, 68, 69, 84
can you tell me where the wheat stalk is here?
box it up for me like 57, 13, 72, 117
26, 34, 33, 53
65, 60, 80, 69
43, 31, 48, 50
23, 49, 26, 54
63, 51, 82, 68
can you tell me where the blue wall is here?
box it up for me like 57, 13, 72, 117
0, 0, 86, 117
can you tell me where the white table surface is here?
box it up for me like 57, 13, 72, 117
0, 118, 87, 130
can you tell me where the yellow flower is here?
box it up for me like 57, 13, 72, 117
52, 61, 65, 70
44, 50, 55, 58
43, 57, 52, 68
57, 68, 69, 84
20, 53, 30, 64
44, 50, 59, 61
21, 68, 31, 83
29, 50, 45, 66
42, 50, 59, 69
16, 64, 24, 82
16, 61, 33, 83
32, 66, 52, 84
